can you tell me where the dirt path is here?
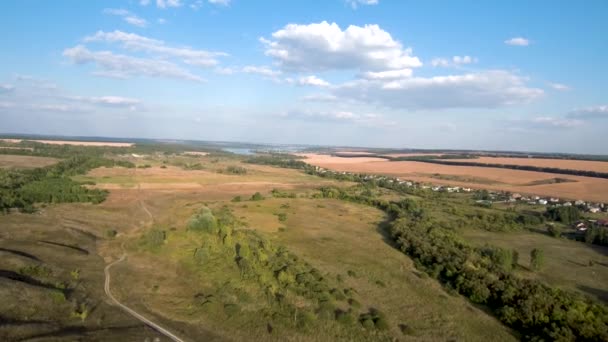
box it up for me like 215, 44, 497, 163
103, 168, 185, 342
104, 253, 185, 342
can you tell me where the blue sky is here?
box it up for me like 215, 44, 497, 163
1, 0, 607, 153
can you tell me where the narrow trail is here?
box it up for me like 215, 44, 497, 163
104, 253, 185, 342
103, 167, 185, 342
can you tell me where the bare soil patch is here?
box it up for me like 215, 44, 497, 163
0, 155, 59, 169
297, 153, 387, 164
1, 139, 133, 147
183, 151, 209, 156
303, 154, 608, 202
447, 156, 608, 173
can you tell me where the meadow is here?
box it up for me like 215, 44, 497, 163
2, 143, 608, 341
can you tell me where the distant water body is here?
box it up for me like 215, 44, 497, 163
223, 148, 255, 155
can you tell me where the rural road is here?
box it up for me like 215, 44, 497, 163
104, 253, 186, 342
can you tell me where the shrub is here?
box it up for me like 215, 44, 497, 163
225, 166, 247, 175
223, 303, 240, 317
297, 311, 317, 328
335, 310, 356, 325
140, 228, 166, 250
530, 248, 545, 271
547, 224, 562, 238
188, 209, 218, 234
348, 298, 361, 309
361, 318, 375, 330
398, 323, 415, 335
105, 229, 117, 239
330, 288, 346, 301
250, 192, 264, 201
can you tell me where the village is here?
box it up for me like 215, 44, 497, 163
312, 166, 608, 220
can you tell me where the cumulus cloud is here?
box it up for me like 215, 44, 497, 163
528, 117, 582, 128
548, 82, 570, 91
505, 37, 530, 46
63, 45, 203, 81
208, 0, 231, 6
331, 70, 543, 110
346, 0, 379, 9
64, 95, 141, 107
0, 84, 15, 93
156, 0, 182, 9
280, 108, 390, 127
190, 0, 203, 10
452, 55, 475, 65
298, 75, 330, 87
260, 21, 421, 72
360, 68, 412, 80
103, 8, 148, 28
431, 55, 476, 67
84, 30, 226, 67
430, 58, 450, 68
568, 105, 608, 120
300, 93, 338, 102
241, 65, 282, 77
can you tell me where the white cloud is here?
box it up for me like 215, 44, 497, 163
158, 18, 167, 24
190, 0, 204, 10
208, 0, 230, 6
452, 55, 475, 65
331, 70, 543, 110
84, 30, 226, 67
214, 67, 235, 75
360, 68, 412, 80
548, 82, 570, 91
431, 55, 476, 67
568, 105, 608, 120
505, 37, 530, 46
242, 65, 282, 77
0, 84, 14, 93
103, 8, 148, 28
281, 108, 393, 127
300, 93, 338, 102
261, 21, 421, 72
431, 58, 450, 67
157, 0, 182, 9
140, 0, 151, 5
63, 45, 203, 82
65, 95, 141, 107
529, 116, 582, 128
298, 75, 330, 87
346, 0, 379, 9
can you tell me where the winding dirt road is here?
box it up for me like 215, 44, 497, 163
103, 168, 185, 342
104, 253, 185, 342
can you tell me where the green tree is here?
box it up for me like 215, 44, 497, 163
530, 248, 544, 271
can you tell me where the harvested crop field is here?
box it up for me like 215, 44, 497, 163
1, 138, 133, 147
444, 157, 608, 173
301, 154, 608, 202
0, 154, 59, 168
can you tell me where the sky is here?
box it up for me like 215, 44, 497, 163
0, 0, 607, 154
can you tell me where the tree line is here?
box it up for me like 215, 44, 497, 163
248, 154, 608, 340
0, 155, 134, 213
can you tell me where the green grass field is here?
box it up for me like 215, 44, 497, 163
2, 150, 607, 341
461, 228, 608, 302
